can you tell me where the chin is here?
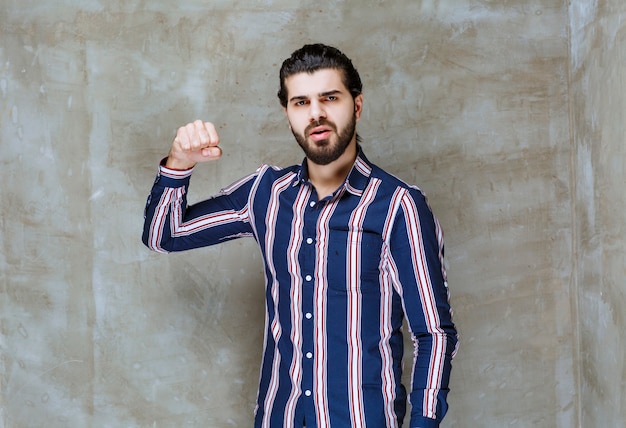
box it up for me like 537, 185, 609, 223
310, 139, 330, 147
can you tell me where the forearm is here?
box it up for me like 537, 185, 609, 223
408, 327, 457, 426
142, 161, 194, 252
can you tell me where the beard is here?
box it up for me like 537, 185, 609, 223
291, 113, 357, 166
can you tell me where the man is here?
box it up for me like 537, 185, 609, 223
143, 43, 458, 428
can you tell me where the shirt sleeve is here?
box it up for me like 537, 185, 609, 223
386, 187, 458, 427
142, 161, 257, 253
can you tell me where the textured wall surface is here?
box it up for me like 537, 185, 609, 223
569, 0, 626, 426
0, 1, 585, 427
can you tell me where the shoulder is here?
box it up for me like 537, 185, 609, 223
254, 163, 300, 181
218, 163, 299, 196
368, 162, 429, 205
239, 163, 301, 193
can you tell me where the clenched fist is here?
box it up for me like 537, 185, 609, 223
166, 120, 222, 170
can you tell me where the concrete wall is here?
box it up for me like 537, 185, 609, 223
2, 0, 616, 426
569, 0, 626, 426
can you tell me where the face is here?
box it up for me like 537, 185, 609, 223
283, 68, 363, 166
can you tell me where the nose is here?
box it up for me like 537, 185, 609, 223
308, 99, 326, 122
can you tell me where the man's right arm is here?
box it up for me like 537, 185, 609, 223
142, 120, 254, 253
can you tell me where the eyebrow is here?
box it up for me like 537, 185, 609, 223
288, 89, 343, 103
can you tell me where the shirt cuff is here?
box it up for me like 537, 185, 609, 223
160, 157, 194, 176
153, 157, 194, 187
410, 416, 440, 428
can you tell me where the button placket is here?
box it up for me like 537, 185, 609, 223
300, 192, 321, 404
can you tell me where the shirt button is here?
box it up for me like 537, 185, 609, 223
305, 275, 312, 282
306, 237, 314, 244
305, 312, 312, 319
309, 201, 316, 207
305, 390, 312, 397
306, 352, 313, 359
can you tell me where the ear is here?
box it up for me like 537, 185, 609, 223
354, 94, 363, 121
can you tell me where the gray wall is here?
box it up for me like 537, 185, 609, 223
0, 0, 621, 427
570, 0, 626, 426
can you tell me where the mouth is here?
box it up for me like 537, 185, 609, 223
308, 126, 332, 142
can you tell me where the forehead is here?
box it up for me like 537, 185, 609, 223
284, 68, 348, 97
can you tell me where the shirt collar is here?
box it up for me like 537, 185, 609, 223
293, 145, 373, 197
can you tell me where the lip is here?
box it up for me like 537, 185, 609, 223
308, 126, 332, 141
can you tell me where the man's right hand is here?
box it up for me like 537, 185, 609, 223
165, 120, 222, 170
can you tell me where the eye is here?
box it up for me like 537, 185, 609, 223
294, 100, 308, 106
325, 96, 337, 101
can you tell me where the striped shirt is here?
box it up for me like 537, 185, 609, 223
142, 148, 458, 428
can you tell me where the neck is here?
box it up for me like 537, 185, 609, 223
307, 141, 358, 199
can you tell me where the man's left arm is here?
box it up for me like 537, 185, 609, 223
386, 188, 458, 428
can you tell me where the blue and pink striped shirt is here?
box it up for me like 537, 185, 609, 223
142, 148, 458, 427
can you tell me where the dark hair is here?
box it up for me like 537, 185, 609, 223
277, 44, 363, 108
